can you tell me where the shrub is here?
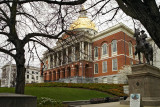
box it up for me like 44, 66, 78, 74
37, 97, 64, 107
26, 83, 127, 97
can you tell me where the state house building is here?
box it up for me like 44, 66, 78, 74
40, 7, 140, 84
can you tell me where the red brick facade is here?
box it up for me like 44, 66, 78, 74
41, 23, 143, 83
92, 31, 138, 78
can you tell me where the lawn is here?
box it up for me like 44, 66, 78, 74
0, 87, 112, 101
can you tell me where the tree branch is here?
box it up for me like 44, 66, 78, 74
29, 39, 53, 51
115, 0, 137, 19
0, 48, 15, 58
0, 0, 87, 5
23, 30, 64, 44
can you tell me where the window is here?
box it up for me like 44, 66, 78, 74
102, 77, 108, 83
94, 63, 98, 74
36, 76, 38, 80
129, 42, 133, 56
32, 76, 34, 79
111, 40, 117, 55
102, 61, 107, 73
26, 70, 29, 73
27, 75, 29, 79
102, 43, 107, 56
94, 47, 98, 58
50, 55, 53, 68
32, 71, 34, 74
36, 72, 39, 74
112, 58, 118, 71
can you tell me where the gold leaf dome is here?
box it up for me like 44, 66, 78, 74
69, 6, 97, 31
69, 17, 97, 31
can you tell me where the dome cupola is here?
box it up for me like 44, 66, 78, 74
69, 6, 97, 31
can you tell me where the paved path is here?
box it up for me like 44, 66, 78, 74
81, 102, 128, 107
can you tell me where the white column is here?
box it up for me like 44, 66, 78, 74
57, 53, 59, 66
48, 55, 50, 69
80, 42, 82, 60
90, 43, 92, 61
53, 54, 55, 67
72, 46, 75, 61
88, 43, 90, 60
81, 41, 84, 59
66, 48, 68, 63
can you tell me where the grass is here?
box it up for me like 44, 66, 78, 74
0, 87, 112, 101
26, 82, 126, 97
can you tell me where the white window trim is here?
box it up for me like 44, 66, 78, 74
112, 58, 118, 71
102, 61, 107, 73
111, 40, 117, 56
101, 43, 109, 59
94, 63, 98, 74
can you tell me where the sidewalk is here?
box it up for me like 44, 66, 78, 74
81, 102, 129, 107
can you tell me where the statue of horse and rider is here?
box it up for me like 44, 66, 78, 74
134, 28, 153, 65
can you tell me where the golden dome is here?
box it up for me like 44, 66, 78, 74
69, 6, 97, 31
69, 17, 97, 31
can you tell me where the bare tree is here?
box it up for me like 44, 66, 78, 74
0, 0, 86, 94
86, 0, 160, 48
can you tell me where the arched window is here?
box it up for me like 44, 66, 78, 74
102, 77, 108, 83
113, 76, 118, 84
94, 47, 98, 58
102, 43, 108, 57
129, 42, 133, 56
111, 40, 117, 55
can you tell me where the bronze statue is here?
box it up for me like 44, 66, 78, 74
134, 28, 153, 65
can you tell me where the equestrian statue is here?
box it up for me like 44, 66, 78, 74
134, 28, 153, 65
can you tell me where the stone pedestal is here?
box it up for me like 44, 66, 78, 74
121, 64, 160, 106
0, 93, 37, 107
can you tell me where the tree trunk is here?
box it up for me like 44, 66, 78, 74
15, 50, 26, 94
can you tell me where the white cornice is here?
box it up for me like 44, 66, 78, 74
92, 23, 134, 42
